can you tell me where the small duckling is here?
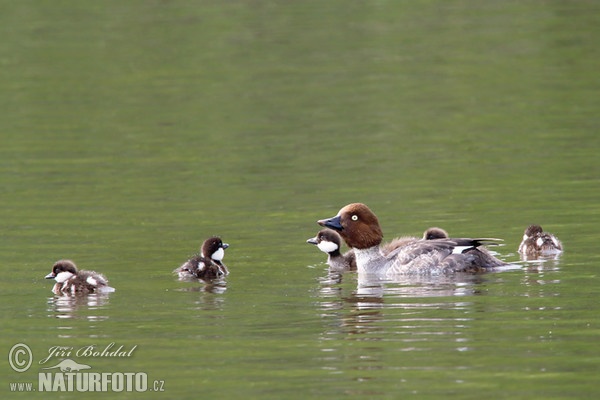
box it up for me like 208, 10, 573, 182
381, 227, 449, 254
423, 227, 449, 240
422, 226, 506, 270
518, 224, 563, 258
307, 228, 357, 271
45, 260, 115, 295
174, 236, 229, 280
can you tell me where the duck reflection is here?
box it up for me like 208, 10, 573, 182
318, 271, 485, 327
318, 271, 485, 305
315, 271, 486, 378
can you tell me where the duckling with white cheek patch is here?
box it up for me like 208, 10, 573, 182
45, 260, 115, 295
307, 228, 357, 271
174, 236, 230, 281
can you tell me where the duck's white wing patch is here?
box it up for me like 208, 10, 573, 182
86, 276, 98, 287
452, 246, 473, 255
536, 237, 544, 247
197, 261, 206, 271
317, 240, 338, 254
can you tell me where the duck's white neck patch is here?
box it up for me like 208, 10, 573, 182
536, 237, 544, 247
55, 271, 75, 283
211, 248, 225, 261
523, 234, 529, 241
317, 240, 339, 254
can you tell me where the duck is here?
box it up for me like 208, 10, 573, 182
174, 236, 229, 280
45, 260, 115, 295
518, 224, 562, 258
317, 203, 507, 275
307, 228, 357, 271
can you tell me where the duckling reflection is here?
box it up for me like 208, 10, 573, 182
519, 259, 562, 303
175, 280, 227, 295
175, 282, 227, 311
47, 293, 111, 321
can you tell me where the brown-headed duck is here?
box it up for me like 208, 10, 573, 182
317, 203, 507, 275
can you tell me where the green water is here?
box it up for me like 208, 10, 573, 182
1, 1, 599, 398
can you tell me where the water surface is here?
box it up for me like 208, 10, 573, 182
1, 1, 599, 399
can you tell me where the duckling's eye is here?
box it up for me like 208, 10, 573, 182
351, 215, 358, 221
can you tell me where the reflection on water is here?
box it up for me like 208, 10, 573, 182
174, 276, 228, 295
355, 274, 488, 299
46, 294, 112, 338
315, 271, 491, 379
319, 271, 487, 302
521, 256, 561, 272
47, 293, 112, 321
175, 282, 228, 294
317, 271, 484, 339
314, 266, 565, 382
3, 0, 597, 394
520, 252, 563, 263
174, 280, 228, 311
515, 250, 562, 289
519, 258, 562, 304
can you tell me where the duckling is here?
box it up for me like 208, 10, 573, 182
423, 226, 506, 270
307, 228, 357, 271
423, 227, 449, 240
174, 236, 229, 280
518, 224, 562, 258
45, 260, 115, 295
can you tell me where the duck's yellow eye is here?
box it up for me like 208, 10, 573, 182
351, 215, 358, 221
